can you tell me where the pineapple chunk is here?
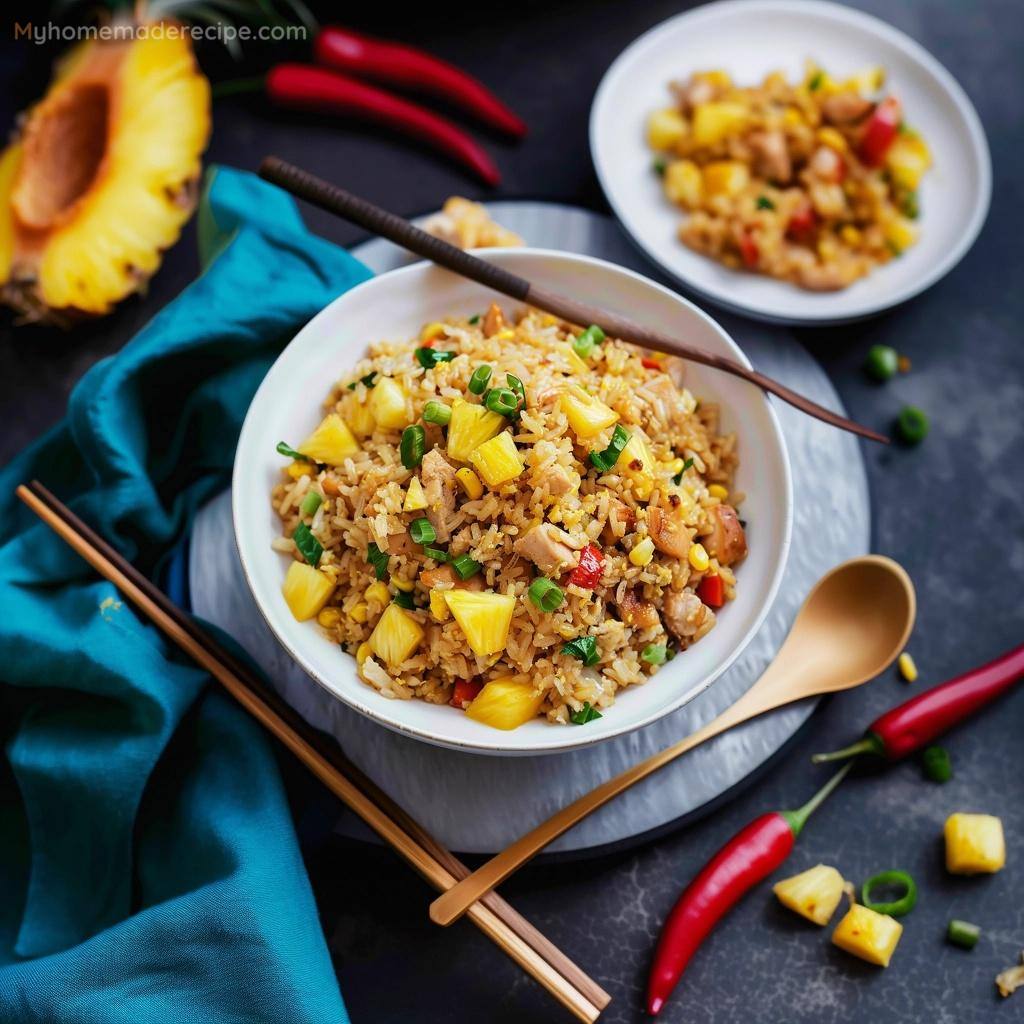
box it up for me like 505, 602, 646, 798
647, 108, 688, 152
885, 133, 931, 191
702, 160, 750, 200
428, 589, 450, 622
282, 561, 336, 621
832, 904, 903, 967
443, 589, 516, 656
620, 432, 655, 500
882, 215, 919, 255
691, 102, 748, 147
403, 476, 428, 511
344, 394, 375, 438
369, 377, 409, 430
944, 813, 1005, 875
368, 603, 425, 667
469, 432, 524, 488
560, 386, 619, 439
447, 399, 506, 462
555, 341, 591, 375
664, 159, 703, 210
299, 414, 360, 465
465, 674, 544, 730
773, 864, 846, 926
844, 64, 885, 95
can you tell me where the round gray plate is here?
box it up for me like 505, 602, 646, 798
191, 201, 869, 855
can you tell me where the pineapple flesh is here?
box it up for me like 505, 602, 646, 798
446, 400, 505, 461
403, 476, 428, 511
468, 432, 524, 488
300, 414, 360, 465
465, 675, 544, 730
773, 864, 846, 926
282, 562, 336, 621
443, 590, 516, 656
831, 904, 903, 967
369, 378, 409, 430
368, 603, 425, 666
944, 813, 1005, 875
560, 386, 619, 439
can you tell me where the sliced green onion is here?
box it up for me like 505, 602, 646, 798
423, 546, 449, 562
400, 425, 427, 469
409, 517, 436, 545
506, 373, 526, 417
468, 314, 481, 325
673, 456, 694, 485
392, 591, 417, 609
570, 701, 603, 725
756, 195, 775, 210
902, 191, 920, 220
367, 542, 389, 580
484, 387, 519, 417
292, 522, 323, 567
469, 364, 493, 395
861, 870, 918, 918
528, 577, 565, 613
896, 405, 929, 444
864, 344, 899, 381
299, 490, 322, 516
276, 441, 307, 461
415, 348, 456, 368
586, 324, 606, 344
641, 644, 668, 665
562, 635, 600, 667
652, 156, 668, 176
808, 70, 824, 91
572, 325, 605, 359
423, 400, 452, 426
921, 745, 952, 782
451, 554, 482, 581
590, 425, 631, 472
347, 371, 377, 390
947, 919, 981, 950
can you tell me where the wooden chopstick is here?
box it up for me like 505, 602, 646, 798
17, 481, 610, 1022
257, 155, 888, 445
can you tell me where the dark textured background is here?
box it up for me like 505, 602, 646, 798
1, 1, 1022, 1021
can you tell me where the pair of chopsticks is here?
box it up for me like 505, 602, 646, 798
258, 156, 888, 445
16, 481, 610, 1023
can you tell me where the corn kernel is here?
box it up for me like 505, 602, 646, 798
898, 652, 918, 682
817, 238, 838, 263
391, 575, 415, 593
816, 126, 849, 153
688, 542, 710, 571
708, 484, 729, 500
287, 462, 313, 479
349, 602, 369, 624
429, 589, 450, 622
496, 328, 516, 340
629, 537, 656, 567
364, 581, 390, 606
783, 107, 804, 126
945, 813, 1005, 874
455, 467, 484, 499
317, 607, 342, 628
421, 322, 446, 343
840, 225, 862, 246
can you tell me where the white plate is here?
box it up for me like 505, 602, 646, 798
233, 248, 793, 755
590, 0, 991, 324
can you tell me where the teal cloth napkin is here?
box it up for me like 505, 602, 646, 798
0, 166, 372, 1021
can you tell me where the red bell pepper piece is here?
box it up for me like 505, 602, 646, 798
451, 679, 484, 710
739, 232, 759, 269
786, 203, 816, 239
647, 765, 851, 1015
569, 543, 605, 589
265, 64, 500, 186
641, 357, 662, 370
696, 574, 724, 608
314, 26, 526, 138
859, 95, 902, 167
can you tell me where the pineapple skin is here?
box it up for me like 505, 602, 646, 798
772, 864, 846, 926
832, 904, 903, 967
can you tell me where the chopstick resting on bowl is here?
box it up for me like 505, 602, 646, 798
16, 480, 610, 1023
257, 155, 887, 445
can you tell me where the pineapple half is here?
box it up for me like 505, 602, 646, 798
0, 22, 210, 322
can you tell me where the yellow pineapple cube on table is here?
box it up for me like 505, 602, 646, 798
831, 904, 903, 966
944, 813, 1005, 874
443, 590, 516, 656
368, 603, 424, 667
465, 675, 544, 730
446, 400, 506, 461
469, 432, 524, 488
299, 414, 360, 464
773, 864, 846, 926
282, 562, 336, 621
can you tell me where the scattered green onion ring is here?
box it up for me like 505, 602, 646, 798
896, 405, 929, 444
921, 745, 952, 782
409, 517, 436, 545
451, 554, 482, 581
861, 870, 918, 918
528, 577, 565, 613
400, 425, 427, 469
423, 400, 452, 426
469, 364, 493, 395
299, 490, 322, 516
641, 644, 668, 665
484, 387, 519, 417
947, 919, 981, 950
572, 324, 605, 360
505, 373, 526, 417
864, 344, 899, 381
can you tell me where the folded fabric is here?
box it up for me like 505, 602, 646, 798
0, 166, 372, 1022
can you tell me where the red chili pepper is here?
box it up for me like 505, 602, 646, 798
451, 679, 483, 710
314, 26, 526, 139
739, 232, 759, 269
859, 95, 902, 167
641, 357, 662, 370
814, 642, 1024, 764
647, 765, 851, 1015
265, 64, 500, 186
696, 574, 724, 608
568, 543, 605, 589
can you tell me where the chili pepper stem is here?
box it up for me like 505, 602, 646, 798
810, 733, 886, 764
780, 762, 853, 837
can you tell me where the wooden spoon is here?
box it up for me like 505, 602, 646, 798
429, 555, 915, 926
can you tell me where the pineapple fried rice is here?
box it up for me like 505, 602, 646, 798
272, 304, 747, 729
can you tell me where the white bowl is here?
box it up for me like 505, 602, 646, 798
590, 0, 991, 324
233, 249, 792, 755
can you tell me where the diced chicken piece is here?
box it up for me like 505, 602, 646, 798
663, 589, 715, 642
643, 373, 680, 423
670, 75, 715, 112
822, 92, 873, 125
748, 130, 792, 183
513, 523, 577, 574
387, 531, 419, 556
482, 302, 505, 336
807, 146, 845, 184
545, 463, 575, 497
703, 504, 748, 565
617, 587, 661, 630
421, 449, 458, 543
601, 497, 637, 545
647, 505, 691, 559
420, 563, 483, 591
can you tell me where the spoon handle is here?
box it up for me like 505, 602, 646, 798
428, 681, 800, 927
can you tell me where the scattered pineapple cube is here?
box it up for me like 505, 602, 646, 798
469, 432, 524, 487
620, 432, 655, 499
663, 159, 703, 210
443, 589, 516, 656
773, 864, 846, 926
945, 813, 1005, 875
299, 414, 360, 465
369, 377, 409, 430
465, 674, 544, 730
560, 385, 619, 439
446, 399, 506, 461
691, 102, 748, 147
368, 602, 425, 667
885, 133, 931, 191
282, 561, 336, 621
647, 108, 688, 152
832, 903, 903, 967
702, 160, 750, 200
403, 476, 428, 511
344, 394, 375, 438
